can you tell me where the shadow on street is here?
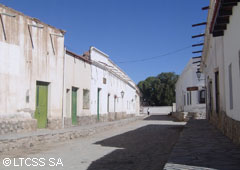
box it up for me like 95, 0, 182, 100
87, 122, 184, 170
164, 119, 240, 170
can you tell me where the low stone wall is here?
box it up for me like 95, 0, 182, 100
0, 119, 37, 135
47, 118, 62, 130
172, 112, 188, 121
0, 113, 137, 134
0, 116, 145, 153
209, 111, 240, 145
172, 111, 206, 122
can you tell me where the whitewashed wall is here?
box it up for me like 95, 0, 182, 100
201, 1, 228, 118
0, 5, 65, 119
223, 4, 240, 121
63, 51, 91, 118
176, 58, 206, 113
90, 47, 140, 116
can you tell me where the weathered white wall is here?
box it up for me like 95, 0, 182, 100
90, 47, 140, 116
63, 52, 91, 118
201, 1, 240, 122
0, 5, 65, 119
201, 0, 230, 119
223, 4, 240, 121
176, 58, 206, 113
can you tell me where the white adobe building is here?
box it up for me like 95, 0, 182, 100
0, 4, 65, 133
90, 47, 140, 121
175, 58, 206, 118
0, 4, 140, 135
201, 0, 240, 144
63, 50, 92, 127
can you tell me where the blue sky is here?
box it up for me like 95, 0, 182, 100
0, 0, 208, 83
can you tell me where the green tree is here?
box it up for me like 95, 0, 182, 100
137, 72, 178, 106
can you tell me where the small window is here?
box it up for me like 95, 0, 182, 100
103, 78, 107, 84
83, 89, 90, 109
199, 89, 206, 104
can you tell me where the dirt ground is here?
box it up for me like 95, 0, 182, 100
0, 115, 185, 170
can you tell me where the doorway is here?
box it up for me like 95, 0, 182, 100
72, 87, 78, 125
97, 88, 101, 121
215, 71, 220, 113
35, 81, 48, 128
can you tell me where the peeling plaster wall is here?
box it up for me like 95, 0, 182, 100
0, 5, 65, 119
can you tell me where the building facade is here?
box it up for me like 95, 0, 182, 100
201, 0, 240, 144
0, 4, 140, 135
176, 58, 206, 118
63, 50, 92, 127
0, 4, 65, 134
90, 47, 140, 121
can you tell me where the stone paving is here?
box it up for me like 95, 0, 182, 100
164, 119, 240, 170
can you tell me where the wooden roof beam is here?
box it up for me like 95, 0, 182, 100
193, 61, 201, 64
202, 6, 209, 10
219, 9, 233, 16
213, 31, 224, 37
221, 2, 237, 7
192, 43, 204, 47
192, 34, 205, 38
214, 24, 227, 31
222, 0, 239, 4
192, 51, 203, 54
216, 16, 229, 25
192, 56, 202, 59
192, 22, 207, 27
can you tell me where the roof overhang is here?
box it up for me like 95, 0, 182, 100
210, 0, 239, 37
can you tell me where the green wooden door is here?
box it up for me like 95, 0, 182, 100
72, 88, 78, 125
97, 88, 101, 121
35, 83, 48, 128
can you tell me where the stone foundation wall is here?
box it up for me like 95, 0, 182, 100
0, 113, 137, 135
172, 112, 188, 121
0, 116, 144, 153
47, 118, 62, 130
64, 112, 135, 128
0, 119, 37, 135
209, 111, 240, 145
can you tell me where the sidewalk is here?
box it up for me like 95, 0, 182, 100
164, 119, 240, 170
0, 116, 146, 153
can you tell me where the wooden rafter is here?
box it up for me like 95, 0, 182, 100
192, 34, 205, 39
192, 22, 207, 27
192, 43, 204, 47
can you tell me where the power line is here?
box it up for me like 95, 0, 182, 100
115, 45, 192, 64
